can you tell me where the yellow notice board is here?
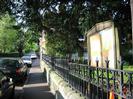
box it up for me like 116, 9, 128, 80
90, 34, 101, 67
87, 21, 120, 69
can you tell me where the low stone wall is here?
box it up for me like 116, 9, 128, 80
40, 60, 85, 99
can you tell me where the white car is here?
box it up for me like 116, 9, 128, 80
30, 53, 37, 59
22, 55, 32, 67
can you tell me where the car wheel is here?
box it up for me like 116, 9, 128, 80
27, 64, 32, 68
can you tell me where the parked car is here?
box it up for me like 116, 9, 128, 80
0, 57, 28, 83
21, 55, 32, 68
29, 52, 37, 59
0, 70, 15, 99
30, 53, 37, 59
23, 52, 37, 59
26, 52, 37, 59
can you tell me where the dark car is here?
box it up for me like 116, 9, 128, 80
0, 57, 28, 83
0, 70, 15, 99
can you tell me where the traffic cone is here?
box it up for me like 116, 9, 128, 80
123, 86, 127, 99
109, 91, 115, 99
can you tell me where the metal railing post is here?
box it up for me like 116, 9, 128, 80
96, 60, 99, 99
129, 73, 133, 98
118, 58, 124, 99
105, 59, 109, 99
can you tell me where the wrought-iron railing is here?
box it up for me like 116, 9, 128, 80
42, 54, 133, 99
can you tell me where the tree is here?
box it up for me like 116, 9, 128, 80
10, 0, 85, 57
23, 29, 39, 53
79, 0, 132, 64
0, 0, 11, 15
2, 0, 131, 62
130, 0, 133, 60
14, 27, 39, 56
43, 1, 84, 57
0, 13, 17, 53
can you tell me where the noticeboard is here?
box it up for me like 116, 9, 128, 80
86, 21, 120, 69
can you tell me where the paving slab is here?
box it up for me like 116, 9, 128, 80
22, 59, 55, 99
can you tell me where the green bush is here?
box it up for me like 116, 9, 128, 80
123, 54, 133, 65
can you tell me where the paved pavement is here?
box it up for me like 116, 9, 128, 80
15, 58, 55, 99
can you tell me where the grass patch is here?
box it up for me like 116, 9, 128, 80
123, 65, 133, 71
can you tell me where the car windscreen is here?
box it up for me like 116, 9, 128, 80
22, 58, 31, 60
0, 59, 19, 68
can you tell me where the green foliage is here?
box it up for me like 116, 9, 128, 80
2, 0, 131, 61
0, 0, 11, 16
123, 65, 133, 71
15, 28, 39, 56
0, 12, 39, 56
8, 1, 83, 57
24, 42, 39, 53
0, 13, 17, 53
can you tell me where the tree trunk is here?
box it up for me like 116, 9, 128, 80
18, 47, 23, 57
131, 0, 133, 59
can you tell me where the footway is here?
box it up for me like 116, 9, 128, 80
23, 59, 55, 99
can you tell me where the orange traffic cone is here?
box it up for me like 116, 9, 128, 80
123, 86, 127, 99
109, 91, 115, 99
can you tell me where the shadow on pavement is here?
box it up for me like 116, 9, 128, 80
22, 59, 55, 99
